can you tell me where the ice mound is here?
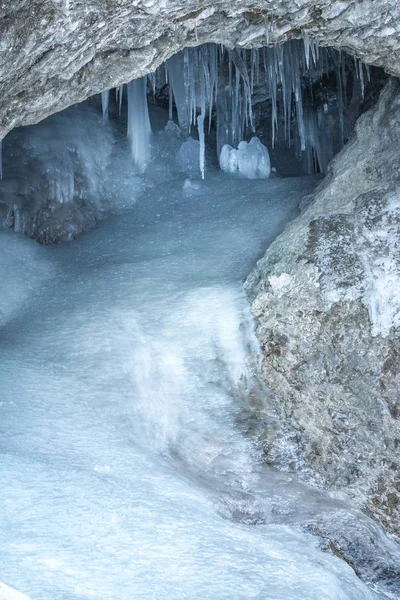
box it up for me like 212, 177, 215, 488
219, 137, 271, 179
177, 138, 201, 177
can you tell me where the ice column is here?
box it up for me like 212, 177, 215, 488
127, 77, 152, 173
166, 52, 190, 136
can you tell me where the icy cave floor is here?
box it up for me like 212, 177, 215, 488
0, 165, 394, 600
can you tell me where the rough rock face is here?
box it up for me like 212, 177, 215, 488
1, 1, 400, 140
245, 79, 400, 535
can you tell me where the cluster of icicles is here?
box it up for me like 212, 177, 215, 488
102, 39, 369, 178
0, 40, 370, 183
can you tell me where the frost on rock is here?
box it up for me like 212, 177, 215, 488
359, 191, 400, 337
220, 137, 271, 179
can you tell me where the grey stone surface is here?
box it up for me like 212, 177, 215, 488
245, 79, 400, 535
0, 1, 400, 140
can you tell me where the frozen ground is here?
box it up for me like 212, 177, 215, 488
0, 155, 395, 599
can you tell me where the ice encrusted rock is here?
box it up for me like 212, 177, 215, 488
245, 79, 400, 535
220, 138, 271, 179
0, 1, 400, 141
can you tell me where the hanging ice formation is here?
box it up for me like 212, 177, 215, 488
115, 85, 124, 116
105, 39, 369, 176
162, 40, 368, 176
127, 77, 152, 174
101, 90, 109, 120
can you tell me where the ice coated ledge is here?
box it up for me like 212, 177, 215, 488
244, 79, 400, 536
1, 1, 400, 139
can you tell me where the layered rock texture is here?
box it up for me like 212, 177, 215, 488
1, 1, 400, 141
245, 79, 400, 535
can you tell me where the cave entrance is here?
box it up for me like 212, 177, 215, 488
0, 38, 399, 600
0, 40, 386, 242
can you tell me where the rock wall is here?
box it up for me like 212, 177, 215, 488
245, 79, 400, 535
1, 1, 400, 140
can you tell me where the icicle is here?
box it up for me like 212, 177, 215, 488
230, 49, 254, 132
309, 37, 318, 67
359, 60, 365, 99
118, 85, 124, 115
293, 67, 306, 151
198, 60, 207, 179
191, 49, 198, 129
148, 72, 156, 101
234, 65, 240, 145
101, 90, 109, 120
198, 114, 205, 179
166, 52, 191, 136
168, 83, 173, 121
303, 31, 311, 70
127, 77, 152, 173
250, 49, 256, 96
208, 44, 218, 133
